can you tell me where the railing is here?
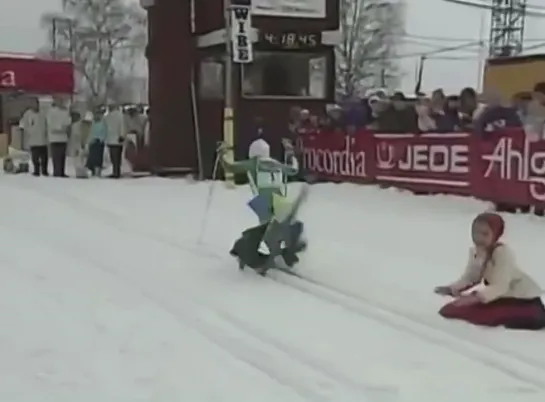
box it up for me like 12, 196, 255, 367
301, 128, 545, 207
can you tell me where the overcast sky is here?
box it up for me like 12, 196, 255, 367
0, 0, 60, 55
400, 0, 545, 94
0, 0, 543, 95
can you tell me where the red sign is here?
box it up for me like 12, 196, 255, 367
301, 128, 545, 208
301, 132, 368, 181
373, 132, 471, 195
472, 131, 545, 206
0, 56, 74, 94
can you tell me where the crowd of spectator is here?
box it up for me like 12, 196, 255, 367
69, 104, 149, 178
7, 98, 150, 178
286, 82, 545, 140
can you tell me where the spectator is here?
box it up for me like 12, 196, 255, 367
46, 96, 71, 177
474, 90, 522, 137
104, 103, 126, 178
377, 92, 418, 133
343, 99, 367, 129
125, 106, 145, 140
429, 89, 445, 110
512, 92, 532, 122
524, 82, 545, 140
309, 114, 320, 132
415, 97, 437, 132
288, 106, 302, 136
458, 88, 475, 130
429, 89, 457, 132
325, 104, 346, 133
283, 109, 310, 182
458, 87, 486, 132
68, 111, 81, 156
318, 115, 329, 129
19, 99, 48, 176
71, 111, 93, 157
297, 109, 315, 134
444, 95, 461, 130
365, 93, 388, 131
86, 109, 107, 176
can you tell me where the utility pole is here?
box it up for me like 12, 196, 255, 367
221, 1, 252, 185
51, 18, 58, 59
50, 16, 75, 61
223, 0, 235, 187
50, 16, 75, 104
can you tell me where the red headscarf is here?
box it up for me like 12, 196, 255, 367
472, 212, 505, 246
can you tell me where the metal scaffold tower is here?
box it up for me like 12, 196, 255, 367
489, 0, 527, 57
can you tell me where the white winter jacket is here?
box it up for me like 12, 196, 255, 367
450, 245, 542, 302
104, 109, 126, 145
46, 106, 71, 143
19, 109, 47, 147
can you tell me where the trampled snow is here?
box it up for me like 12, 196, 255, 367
0, 175, 544, 401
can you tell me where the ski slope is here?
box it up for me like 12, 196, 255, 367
0, 175, 544, 402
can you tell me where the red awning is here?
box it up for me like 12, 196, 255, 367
0, 55, 74, 94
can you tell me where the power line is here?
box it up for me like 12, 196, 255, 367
401, 38, 482, 52
402, 39, 545, 56
527, 2, 545, 11
441, 0, 545, 18
399, 32, 544, 44
522, 41, 545, 51
380, 41, 483, 61
427, 55, 481, 60
401, 33, 481, 42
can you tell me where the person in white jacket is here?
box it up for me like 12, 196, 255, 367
435, 212, 545, 330
104, 103, 126, 178
19, 100, 48, 176
46, 96, 71, 177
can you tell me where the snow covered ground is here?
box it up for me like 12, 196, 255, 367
1, 175, 544, 402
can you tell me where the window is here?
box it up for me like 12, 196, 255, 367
199, 57, 224, 99
242, 51, 327, 99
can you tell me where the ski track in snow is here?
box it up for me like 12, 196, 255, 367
0, 178, 403, 401
1, 176, 545, 401
6, 178, 545, 385
1, 183, 375, 401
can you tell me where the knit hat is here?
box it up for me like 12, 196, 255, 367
248, 138, 270, 159
472, 212, 505, 243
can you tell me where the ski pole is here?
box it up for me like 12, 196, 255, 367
196, 151, 221, 244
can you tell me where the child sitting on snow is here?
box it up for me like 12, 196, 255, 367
435, 212, 545, 330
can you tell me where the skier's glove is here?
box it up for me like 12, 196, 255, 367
282, 138, 294, 150
216, 141, 232, 154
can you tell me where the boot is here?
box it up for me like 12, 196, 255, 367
281, 248, 300, 268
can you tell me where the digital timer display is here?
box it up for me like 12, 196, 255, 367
260, 32, 321, 49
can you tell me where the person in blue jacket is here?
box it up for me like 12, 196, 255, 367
86, 110, 107, 176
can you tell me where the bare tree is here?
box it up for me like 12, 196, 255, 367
336, 0, 406, 99
40, 0, 147, 105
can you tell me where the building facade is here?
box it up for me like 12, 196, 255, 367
141, 0, 339, 176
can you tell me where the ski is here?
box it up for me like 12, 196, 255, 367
273, 266, 303, 278
238, 263, 302, 278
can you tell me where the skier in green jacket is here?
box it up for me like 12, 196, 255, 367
217, 137, 308, 275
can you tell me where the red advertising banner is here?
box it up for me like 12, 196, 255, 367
300, 132, 370, 182
0, 56, 74, 94
373, 132, 471, 195
301, 128, 545, 208
471, 129, 545, 207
